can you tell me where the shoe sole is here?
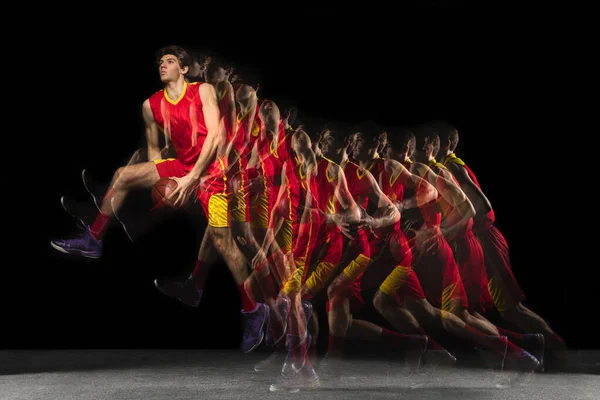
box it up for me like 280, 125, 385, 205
50, 241, 101, 259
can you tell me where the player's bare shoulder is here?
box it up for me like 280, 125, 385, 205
383, 158, 406, 178
325, 159, 343, 182
408, 160, 430, 177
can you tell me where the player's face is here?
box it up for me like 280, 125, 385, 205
260, 100, 281, 127
318, 131, 336, 157
413, 139, 434, 163
351, 133, 366, 158
292, 131, 312, 160
158, 54, 184, 83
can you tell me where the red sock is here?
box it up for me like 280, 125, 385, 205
254, 260, 277, 303
327, 335, 344, 357
237, 283, 257, 312
464, 324, 522, 355
497, 327, 526, 346
90, 212, 111, 240
191, 260, 211, 290
381, 328, 414, 350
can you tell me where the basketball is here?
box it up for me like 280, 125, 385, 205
152, 178, 178, 207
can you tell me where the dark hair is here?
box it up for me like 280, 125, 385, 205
155, 45, 193, 70
354, 120, 385, 144
205, 55, 229, 80
387, 128, 416, 153
432, 120, 459, 152
414, 124, 441, 157
325, 121, 354, 143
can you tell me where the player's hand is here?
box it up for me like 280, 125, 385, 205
252, 249, 268, 271
409, 225, 440, 254
167, 174, 198, 207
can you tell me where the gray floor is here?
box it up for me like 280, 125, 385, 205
1, 350, 598, 399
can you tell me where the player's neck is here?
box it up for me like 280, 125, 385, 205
441, 149, 454, 159
355, 150, 378, 168
164, 79, 186, 101
327, 149, 347, 165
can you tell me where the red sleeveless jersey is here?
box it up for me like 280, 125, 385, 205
148, 81, 207, 168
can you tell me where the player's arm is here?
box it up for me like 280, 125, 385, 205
387, 160, 438, 211
324, 163, 360, 235
142, 99, 163, 161
407, 162, 475, 236
216, 79, 237, 161
170, 83, 221, 206
360, 169, 400, 231
445, 162, 493, 216
435, 166, 476, 231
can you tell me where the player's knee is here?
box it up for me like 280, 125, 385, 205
373, 290, 392, 314
327, 280, 347, 300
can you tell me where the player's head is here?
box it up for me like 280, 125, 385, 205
412, 124, 440, 163
432, 120, 459, 153
385, 128, 416, 161
204, 56, 230, 85
351, 120, 385, 159
156, 45, 193, 84
292, 128, 316, 169
259, 99, 281, 130
235, 83, 257, 104
318, 121, 353, 158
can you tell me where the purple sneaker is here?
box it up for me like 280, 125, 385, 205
240, 303, 269, 353
50, 225, 102, 259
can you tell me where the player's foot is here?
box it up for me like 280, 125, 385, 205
496, 349, 541, 388
403, 334, 429, 370
504, 349, 541, 373
50, 225, 102, 259
240, 303, 269, 353
253, 344, 287, 374
523, 333, 545, 372
269, 364, 321, 393
283, 333, 312, 375
61, 196, 96, 227
265, 294, 290, 346
422, 347, 458, 368
479, 335, 508, 371
82, 169, 107, 211
154, 278, 203, 308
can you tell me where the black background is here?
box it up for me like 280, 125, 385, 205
11, 4, 592, 351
